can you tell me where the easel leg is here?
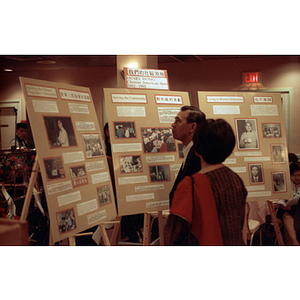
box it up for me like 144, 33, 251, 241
158, 211, 164, 246
69, 236, 76, 246
110, 216, 122, 246
267, 200, 284, 246
20, 154, 39, 221
99, 223, 111, 246
143, 212, 151, 246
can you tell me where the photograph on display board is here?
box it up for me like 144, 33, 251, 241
44, 116, 77, 148
97, 185, 112, 206
43, 157, 65, 181
70, 165, 88, 187
271, 144, 286, 164
262, 123, 282, 138
272, 172, 287, 192
57, 208, 76, 234
249, 163, 264, 184
120, 155, 143, 173
82, 134, 104, 158
149, 165, 170, 182
113, 121, 136, 138
235, 119, 259, 150
141, 127, 175, 153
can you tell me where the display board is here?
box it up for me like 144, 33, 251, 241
20, 77, 117, 243
104, 88, 190, 216
198, 91, 292, 202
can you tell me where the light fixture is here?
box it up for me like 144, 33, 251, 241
36, 60, 56, 65
4, 68, 13, 72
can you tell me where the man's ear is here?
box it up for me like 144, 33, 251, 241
190, 122, 197, 133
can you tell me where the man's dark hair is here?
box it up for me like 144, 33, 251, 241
193, 118, 236, 165
16, 123, 27, 130
290, 162, 300, 175
181, 105, 206, 125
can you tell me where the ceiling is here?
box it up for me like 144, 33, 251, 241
0, 55, 266, 73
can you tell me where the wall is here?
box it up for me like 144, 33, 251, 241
1, 56, 300, 153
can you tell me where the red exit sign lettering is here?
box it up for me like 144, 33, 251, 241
243, 72, 262, 83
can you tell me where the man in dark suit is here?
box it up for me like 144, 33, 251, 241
169, 106, 206, 206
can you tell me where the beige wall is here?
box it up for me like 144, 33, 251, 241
1, 55, 300, 153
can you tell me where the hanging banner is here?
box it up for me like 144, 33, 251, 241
124, 67, 169, 90
20, 77, 117, 243
198, 91, 292, 202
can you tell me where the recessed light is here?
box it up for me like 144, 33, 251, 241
36, 60, 56, 65
4, 68, 13, 72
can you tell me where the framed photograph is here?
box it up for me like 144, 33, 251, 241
119, 155, 143, 173
43, 156, 65, 181
113, 121, 136, 138
149, 165, 170, 182
43, 116, 77, 148
249, 163, 264, 184
97, 185, 112, 207
272, 172, 287, 192
141, 127, 175, 153
262, 123, 282, 138
70, 165, 88, 188
82, 134, 104, 158
271, 144, 286, 164
57, 208, 76, 234
235, 119, 259, 150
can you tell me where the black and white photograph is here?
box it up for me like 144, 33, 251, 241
249, 163, 264, 184
272, 172, 287, 192
271, 144, 286, 163
114, 121, 136, 138
262, 123, 282, 138
141, 127, 175, 153
120, 155, 142, 173
149, 165, 170, 182
236, 119, 259, 150
44, 116, 77, 148
97, 185, 112, 206
57, 208, 76, 234
82, 134, 104, 158
43, 157, 65, 180
70, 165, 88, 187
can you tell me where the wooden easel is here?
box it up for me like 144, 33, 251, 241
143, 211, 165, 246
267, 200, 285, 246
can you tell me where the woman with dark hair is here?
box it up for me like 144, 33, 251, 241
164, 119, 247, 245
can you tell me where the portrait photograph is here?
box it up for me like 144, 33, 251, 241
82, 134, 104, 158
114, 121, 136, 138
120, 155, 143, 173
97, 185, 112, 206
141, 127, 175, 153
262, 123, 282, 138
43, 156, 65, 180
149, 165, 170, 182
70, 165, 88, 187
235, 119, 259, 150
56, 208, 76, 234
272, 172, 287, 192
43, 116, 77, 148
249, 163, 264, 184
271, 144, 286, 164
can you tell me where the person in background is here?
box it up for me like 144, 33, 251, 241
277, 162, 300, 245
164, 119, 247, 245
8, 121, 28, 148
169, 106, 206, 206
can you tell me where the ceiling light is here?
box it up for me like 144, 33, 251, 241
4, 68, 13, 72
36, 60, 56, 65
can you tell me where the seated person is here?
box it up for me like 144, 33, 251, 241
277, 162, 300, 245
164, 118, 248, 245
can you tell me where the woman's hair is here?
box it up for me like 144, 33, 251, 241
193, 118, 236, 164
290, 162, 300, 175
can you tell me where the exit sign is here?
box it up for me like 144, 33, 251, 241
243, 72, 262, 83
